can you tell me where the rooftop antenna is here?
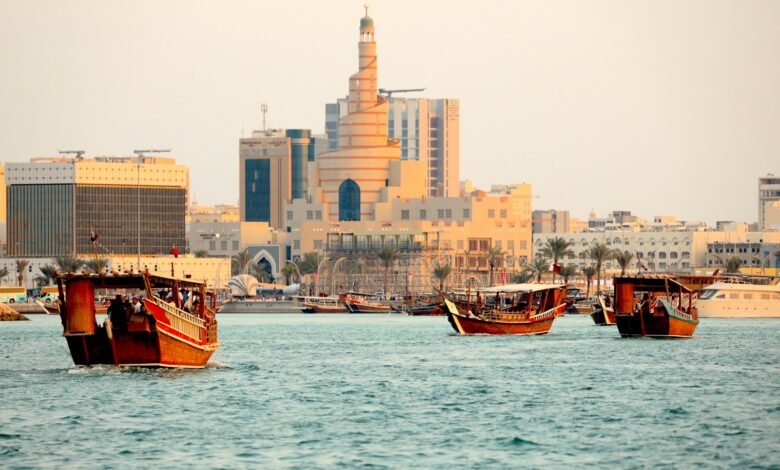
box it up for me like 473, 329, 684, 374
378, 88, 426, 98
261, 103, 269, 131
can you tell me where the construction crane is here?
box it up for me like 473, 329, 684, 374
378, 88, 426, 98
57, 150, 86, 159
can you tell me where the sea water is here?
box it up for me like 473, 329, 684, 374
0, 314, 778, 468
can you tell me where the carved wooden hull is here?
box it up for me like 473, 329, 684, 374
310, 303, 348, 313
447, 311, 557, 335
345, 302, 393, 313
406, 304, 444, 316
615, 299, 698, 338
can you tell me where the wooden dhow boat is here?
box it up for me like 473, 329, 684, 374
590, 294, 616, 325
340, 292, 393, 313
444, 283, 567, 335
297, 295, 349, 313
56, 272, 219, 368
613, 276, 699, 338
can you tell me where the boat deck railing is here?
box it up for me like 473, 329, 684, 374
147, 297, 205, 340
659, 298, 696, 322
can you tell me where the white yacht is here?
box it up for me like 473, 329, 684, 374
697, 279, 780, 318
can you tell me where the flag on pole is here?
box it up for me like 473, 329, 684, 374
551, 262, 562, 275
171, 244, 179, 258
90, 228, 99, 244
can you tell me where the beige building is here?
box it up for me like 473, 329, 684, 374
238, 11, 533, 291
188, 203, 240, 257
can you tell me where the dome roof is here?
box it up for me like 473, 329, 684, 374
228, 274, 259, 297
360, 15, 374, 30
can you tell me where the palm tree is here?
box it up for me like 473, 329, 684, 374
298, 251, 325, 275
38, 264, 58, 285
281, 261, 301, 285
530, 256, 550, 282
559, 265, 578, 284
33, 275, 50, 288
487, 246, 505, 286
511, 270, 534, 284
377, 246, 400, 297
15, 259, 30, 287
193, 250, 209, 258
613, 250, 634, 277
232, 249, 252, 275
725, 256, 742, 274
55, 256, 84, 273
541, 237, 575, 283
0, 267, 9, 284
588, 242, 612, 295
250, 264, 273, 283
432, 262, 452, 291
85, 258, 109, 274
581, 265, 597, 298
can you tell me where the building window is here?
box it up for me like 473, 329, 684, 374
500, 209, 507, 218
457, 240, 464, 250
306, 210, 313, 220
401, 210, 410, 220
315, 210, 322, 220
245, 159, 270, 222
232, 240, 239, 250
463, 208, 470, 218
520, 240, 527, 249
495, 240, 502, 249
209, 241, 216, 250
508, 240, 515, 251
488, 209, 495, 218
287, 211, 293, 221
438, 209, 445, 219
338, 179, 361, 221
445, 209, 452, 218
293, 240, 301, 249
420, 209, 427, 220
313, 240, 323, 250
221, 240, 227, 251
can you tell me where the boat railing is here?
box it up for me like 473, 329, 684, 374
659, 298, 696, 321
147, 297, 205, 340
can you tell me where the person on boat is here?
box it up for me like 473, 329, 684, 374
131, 297, 142, 314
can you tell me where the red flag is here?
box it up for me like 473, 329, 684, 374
552, 263, 562, 275
171, 245, 179, 258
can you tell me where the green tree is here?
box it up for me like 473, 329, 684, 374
55, 256, 84, 273
193, 250, 209, 258
38, 264, 58, 285
613, 250, 634, 277
510, 270, 534, 284
298, 252, 325, 275
377, 246, 400, 296
487, 246, 505, 286
432, 262, 452, 291
559, 265, 578, 284
725, 256, 742, 274
232, 249, 252, 276
281, 261, 301, 285
581, 265, 597, 298
588, 242, 612, 295
85, 258, 109, 274
249, 263, 273, 283
15, 259, 30, 287
541, 237, 575, 283
530, 256, 550, 282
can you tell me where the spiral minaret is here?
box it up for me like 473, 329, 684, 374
316, 8, 400, 221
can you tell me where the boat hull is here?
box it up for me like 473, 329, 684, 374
406, 304, 444, 316
346, 303, 393, 313
590, 307, 616, 325
65, 324, 217, 368
615, 312, 698, 338
310, 304, 348, 313
447, 311, 556, 335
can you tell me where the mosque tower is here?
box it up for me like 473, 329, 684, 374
315, 7, 401, 222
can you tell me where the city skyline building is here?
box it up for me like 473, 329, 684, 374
758, 174, 780, 230
239, 129, 327, 229
6, 154, 187, 258
326, 97, 460, 197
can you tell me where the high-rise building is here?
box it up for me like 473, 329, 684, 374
239, 129, 326, 228
758, 174, 780, 230
532, 209, 570, 234
326, 97, 460, 197
6, 155, 188, 257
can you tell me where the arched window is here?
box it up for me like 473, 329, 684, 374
338, 179, 361, 221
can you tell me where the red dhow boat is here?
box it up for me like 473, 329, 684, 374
57, 272, 220, 368
613, 276, 699, 338
340, 292, 394, 313
444, 284, 567, 335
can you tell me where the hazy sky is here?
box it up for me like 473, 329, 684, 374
1, 0, 778, 225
